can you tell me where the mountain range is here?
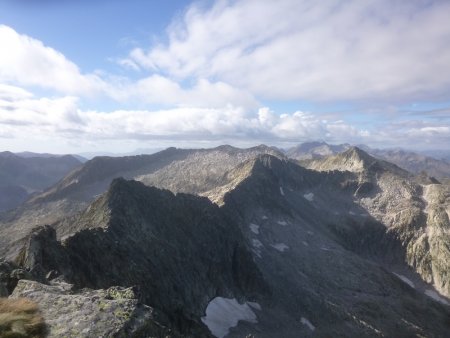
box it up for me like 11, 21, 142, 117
0, 152, 83, 212
287, 141, 450, 179
0, 144, 449, 337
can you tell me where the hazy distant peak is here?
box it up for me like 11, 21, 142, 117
305, 146, 410, 177
286, 142, 351, 160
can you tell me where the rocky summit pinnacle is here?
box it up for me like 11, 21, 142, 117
16, 178, 268, 337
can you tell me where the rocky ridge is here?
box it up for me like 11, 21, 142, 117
0, 145, 285, 259
1, 145, 450, 337
14, 178, 267, 336
301, 147, 450, 298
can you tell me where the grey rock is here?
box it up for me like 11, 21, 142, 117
10, 279, 174, 338
16, 178, 267, 336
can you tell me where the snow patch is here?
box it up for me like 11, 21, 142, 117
302, 241, 309, 247
349, 211, 356, 215
393, 273, 415, 288
320, 246, 331, 251
303, 192, 314, 201
247, 302, 261, 311
280, 186, 285, 196
201, 297, 258, 338
252, 239, 264, 258
249, 223, 260, 234
270, 243, 289, 252
252, 239, 263, 249
277, 220, 288, 226
261, 215, 268, 220
301, 317, 315, 331
425, 290, 450, 305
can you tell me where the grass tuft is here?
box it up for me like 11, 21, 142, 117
0, 298, 46, 338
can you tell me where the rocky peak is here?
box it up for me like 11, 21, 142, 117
304, 146, 410, 177
17, 178, 268, 335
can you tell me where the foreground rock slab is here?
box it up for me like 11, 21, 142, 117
10, 279, 175, 338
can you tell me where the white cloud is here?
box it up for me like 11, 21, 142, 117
0, 25, 106, 96
126, 0, 450, 102
0, 88, 369, 146
0, 84, 33, 100
0, 25, 258, 109
1, 87, 448, 152
130, 76, 258, 108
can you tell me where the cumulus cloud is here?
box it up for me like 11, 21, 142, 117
0, 25, 257, 109
0, 25, 107, 96
129, 76, 258, 109
125, 0, 450, 102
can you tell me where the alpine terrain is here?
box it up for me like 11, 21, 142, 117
0, 145, 449, 337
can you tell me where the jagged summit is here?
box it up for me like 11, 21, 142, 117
305, 146, 410, 176
20, 178, 267, 336
286, 141, 350, 160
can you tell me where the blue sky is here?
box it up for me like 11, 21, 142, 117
0, 0, 449, 154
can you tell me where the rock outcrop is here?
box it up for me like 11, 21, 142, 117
10, 279, 173, 338
0, 145, 285, 259
15, 178, 267, 336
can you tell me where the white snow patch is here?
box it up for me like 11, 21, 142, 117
303, 192, 314, 201
261, 215, 268, 220
393, 273, 415, 288
280, 186, 285, 196
252, 239, 263, 249
320, 246, 331, 251
307, 230, 314, 235
425, 290, 450, 305
249, 223, 260, 234
302, 241, 309, 247
349, 211, 356, 215
277, 220, 288, 226
270, 243, 289, 252
252, 239, 264, 258
247, 302, 261, 311
201, 297, 258, 338
301, 317, 315, 331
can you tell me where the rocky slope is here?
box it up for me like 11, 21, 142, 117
14, 178, 267, 336
303, 147, 450, 299
218, 154, 450, 336
1, 145, 449, 337
368, 148, 450, 179
0, 145, 284, 259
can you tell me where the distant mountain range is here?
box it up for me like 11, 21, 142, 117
0, 144, 449, 337
286, 141, 450, 179
0, 151, 83, 211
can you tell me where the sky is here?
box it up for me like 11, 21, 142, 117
0, 0, 449, 154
